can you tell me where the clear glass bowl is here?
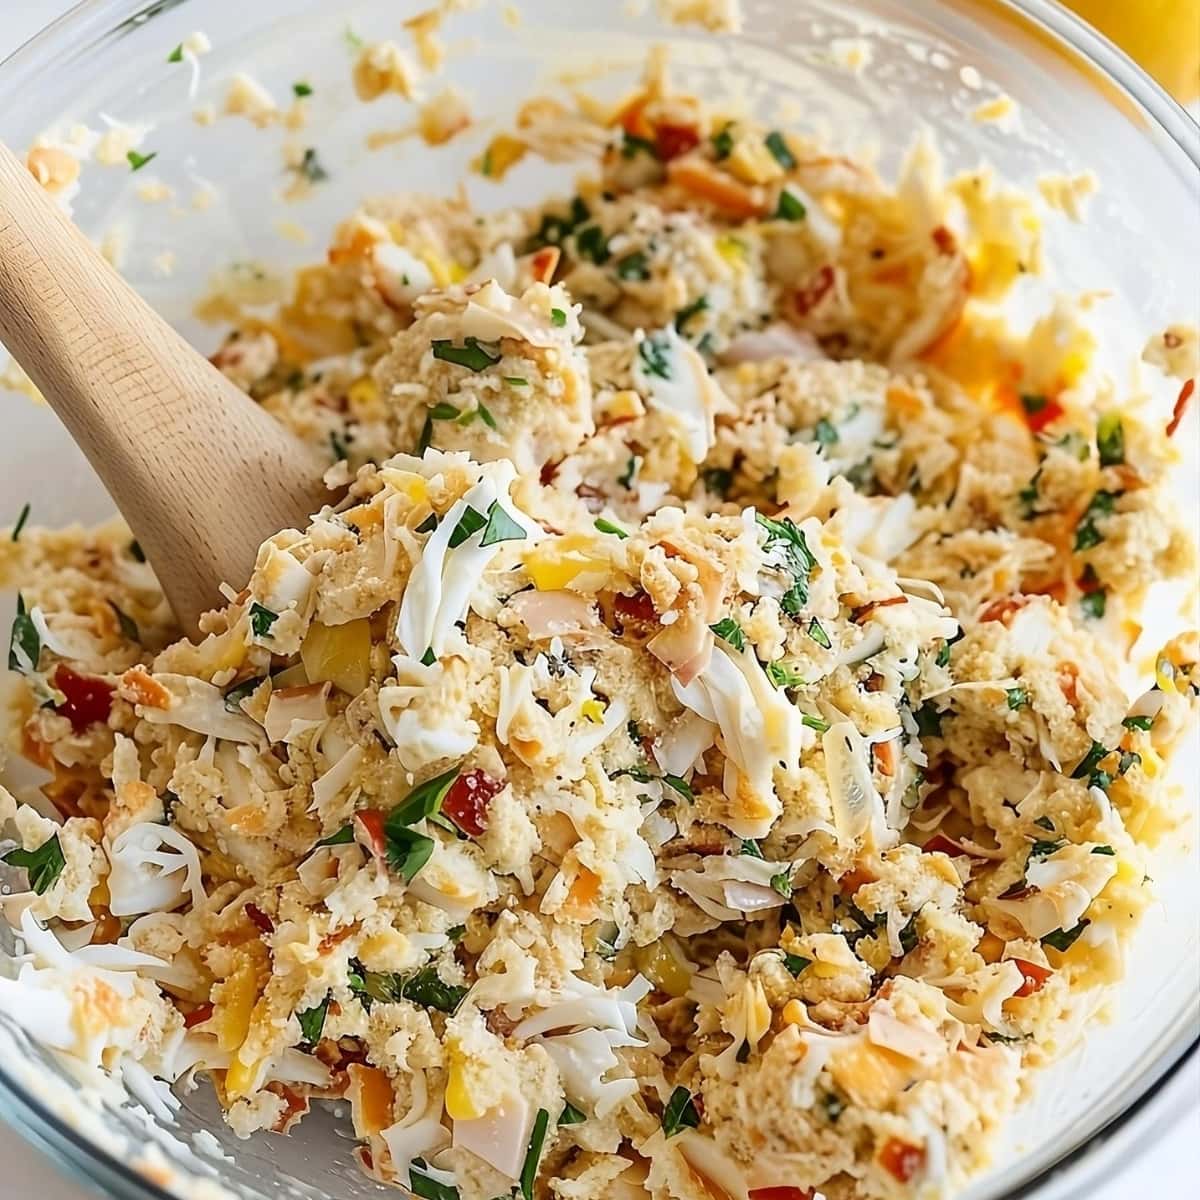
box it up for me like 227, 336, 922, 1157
1, 2, 1196, 1199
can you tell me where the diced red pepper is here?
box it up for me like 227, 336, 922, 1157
749, 1189, 815, 1200
922, 833, 964, 856
614, 590, 659, 633
879, 1136, 926, 1183
655, 122, 701, 162
53, 664, 115, 734
354, 809, 388, 861
266, 1082, 309, 1133
245, 903, 275, 935
1167, 377, 1194, 438
979, 594, 1030, 625
931, 224, 957, 255
539, 458, 562, 486
793, 264, 835, 318
1011, 957, 1052, 997
850, 595, 908, 623
183, 1002, 214, 1029
443, 769, 503, 837
1022, 395, 1064, 434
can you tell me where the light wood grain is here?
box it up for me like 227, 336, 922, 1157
0, 141, 331, 631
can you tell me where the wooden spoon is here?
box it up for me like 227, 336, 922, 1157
0, 142, 331, 632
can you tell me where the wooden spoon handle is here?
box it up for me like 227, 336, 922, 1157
0, 141, 330, 631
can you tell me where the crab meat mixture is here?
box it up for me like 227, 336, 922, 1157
2, 45, 1198, 1200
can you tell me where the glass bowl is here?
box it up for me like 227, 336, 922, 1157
0, 2, 1196, 1199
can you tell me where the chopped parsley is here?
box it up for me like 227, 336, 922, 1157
389, 765, 461, 828
296, 996, 329, 1047
739, 839, 764, 859
1122, 714, 1154, 732
620, 130, 658, 159
575, 225, 610, 265
1017, 469, 1042, 520
11, 501, 30, 542
1006, 686, 1029, 710
616, 250, 651, 281
409, 1161, 458, 1200
709, 617, 746, 652
1080, 588, 1107, 619
249, 602, 279, 639
1029, 837, 1065, 861
913, 702, 943, 737
782, 953, 811, 976
813, 417, 839, 447
674, 294, 709, 333
519, 1108, 550, 1200
292, 81, 314, 98
126, 149, 157, 171
1042, 919, 1090, 952
770, 870, 792, 897
807, 617, 831, 649
898, 912, 920, 955
711, 124, 734, 160
224, 674, 265, 713
637, 332, 673, 379
1070, 741, 1110, 784
10, 600, 44, 676
1096, 412, 1125, 467
661, 1086, 700, 1137
167, 44, 184, 63
329, 429, 349, 462
558, 1101, 587, 1125
352, 964, 467, 1014
801, 713, 830, 733
1074, 490, 1119, 552
431, 337, 501, 372
618, 455, 641, 490
383, 825, 436, 882
504, 376, 529, 387
766, 660, 806, 689
1021, 393, 1048, 417
774, 188, 806, 221
594, 517, 629, 539
1, 833, 65, 895
764, 130, 796, 169
550, 307, 567, 327
481, 501, 526, 546
420, 647, 436, 666
529, 196, 591, 249
297, 147, 328, 183
661, 774, 694, 801
1091, 844, 1116, 855
312, 823, 355, 849
755, 512, 816, 616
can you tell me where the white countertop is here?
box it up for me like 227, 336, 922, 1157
1, 1, 1196, 1197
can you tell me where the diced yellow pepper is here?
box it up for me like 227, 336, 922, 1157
445, 1055, 485, 1121
523, 533, 608, 591
581, 698, 606, 724
715, 234, 747, 265
347, 375, 379, 412
476, 134, 527, 181
634, 940, 692, 998
215, 960, 259, 1053
301, 618, 372, 696
224, 1053, 262, 1101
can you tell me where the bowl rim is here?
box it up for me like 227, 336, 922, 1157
0, 1, 1197, 1199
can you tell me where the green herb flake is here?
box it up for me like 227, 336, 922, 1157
774, 188, 806, 221
448, 505, 487, 549
1080, 588, 1107, 619
898, 912, 920, 955
764, 130, 796, 169
765, 661, 806, 689
702, 466, 733, 497
1074, 490, 1119, 553
814, 417, 839, 447
293, 81, 314, 98
661, 1086, 700, 1137
807, 617, 831, 650
224, 674, 266, 713
550, 307, 568, 327
329, 430, 349, 462
343, 25, 365, 51
296, 996, 329, 1047
388, 766, 461, 828
674, 294, 709, 333
1005, 686, 1029, 711
618, 455, 641, 490
503, 376, 529, 387
770, 870, 792, 897
709, 617, 746, 652
109, 601, 140, 643
383, 825, 436, 882
520, 1108, 550, 1200
126, 149, 157, 172
313, 823, 354, 850
167, 44, 184, 63
1042, 919, 1090, 952
11, 502, 30, 542
711, 125, 734, 160
1122, 714, 1154, 732
1071, 741, 1110, 782
1029, 837, 1065, 861
249, 602, 279, 639
621, 130, 658, 160
558, 1101, 587, 1126
297, 147, 328, 183
420, 647, 436, 666
2, 833, 65, 895
594, 517, 629, 539
739, 839, 764, 860
1021, 393, 1048, 416
637, 333, 673, 379
480, 500, 526, 547
1034, 815, 1056, 832
661, 774, 694, 801
429, 402, 462, 422
409, 1161, 459, 1200
913, 702, 943, 738
1096, 412, 1125, 467
801, 713, 830, 733
575, 225, 611, 265
1091, 844, 1116, 856
431, 338, 501, 373
782, 952, 811, 977
9, 596, 43, 676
